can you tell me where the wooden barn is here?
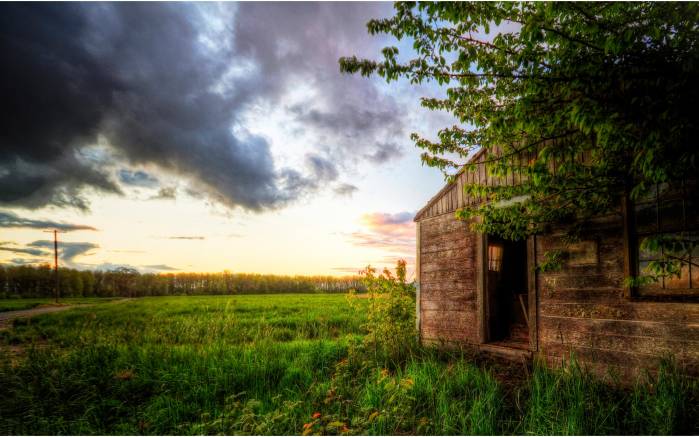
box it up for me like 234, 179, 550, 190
414, 149, 698, 378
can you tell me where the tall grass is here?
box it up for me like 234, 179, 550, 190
0, 295, 696, 435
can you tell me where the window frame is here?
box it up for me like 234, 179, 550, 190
624, 181, 699, 301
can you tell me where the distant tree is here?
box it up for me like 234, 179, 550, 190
340, 2, 698, 283
110, 267, 139, 298
0, 264, 366, 298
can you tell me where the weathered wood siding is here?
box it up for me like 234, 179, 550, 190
415, 146, 698, 377
418, 212, 479, 344
535, 213, 699, 377
415, 147, 535, 221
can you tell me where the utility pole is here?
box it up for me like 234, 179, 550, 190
43, 229, 64, 303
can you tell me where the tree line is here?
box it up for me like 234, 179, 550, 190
0, 264, 366, 298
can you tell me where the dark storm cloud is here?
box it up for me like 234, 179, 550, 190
0, 3, 404, 211
28, 240, 98, 261
0, 210, 97, 231
118, 169, 159, 188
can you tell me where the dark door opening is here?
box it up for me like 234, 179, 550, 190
486, 236, 529, 349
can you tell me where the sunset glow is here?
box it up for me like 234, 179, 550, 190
0, 2, 451, 276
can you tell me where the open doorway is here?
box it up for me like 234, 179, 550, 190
485, 236, 530, 349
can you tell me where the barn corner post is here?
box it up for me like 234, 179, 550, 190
415, 220, 421, 344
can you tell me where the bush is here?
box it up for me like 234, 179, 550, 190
349, 260, 416, 367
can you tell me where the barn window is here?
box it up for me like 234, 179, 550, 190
632, 180, 699, 298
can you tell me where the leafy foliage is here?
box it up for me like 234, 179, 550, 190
349, 260, 417, 366
340, 2, 698, 281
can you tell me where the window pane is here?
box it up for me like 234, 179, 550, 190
638, 260, 662, 287
638, 236, 661, 261
635, 202, 657, 233
660, 200, 685, 232
657, 182, 684, 201
636, 183, 657, 202
685, 197, 698, 229
664, 262, 690, 289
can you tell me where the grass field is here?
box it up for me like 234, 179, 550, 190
0, 297, 117, 312
0, 294, 696, 435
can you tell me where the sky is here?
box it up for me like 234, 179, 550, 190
0, 2, 455, 277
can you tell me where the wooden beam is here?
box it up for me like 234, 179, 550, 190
621, 193, 637, 299
527, 235, 538, 352
477, 231, 488, 344
415, 221, 422, 343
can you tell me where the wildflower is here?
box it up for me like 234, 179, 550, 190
303, 423, 313, 430
114, 369, 135, 380
312, 412, 321, 419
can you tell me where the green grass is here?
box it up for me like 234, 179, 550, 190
0, 297, 117, 312
0, 294, 696, 435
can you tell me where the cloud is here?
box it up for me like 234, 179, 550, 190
167, 236, 205, 240
360, 211, 415, 238
343, 211, 416, 258
363, 143, 404, 164
334, 183, 359, 197
345, 231, 415, 253
331, 267, 363, 274
5, 258, 47, 266
234, 3, 407, 169
28, 240, 98, 261
151, 186, 177, 200
0, 210, 97, 231
0, 3, 405, 212
0, 245, 49, 257
306, 154, 339, 182
142, 264, 179, 271
118, 169, 159, 188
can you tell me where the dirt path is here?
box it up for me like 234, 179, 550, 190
0, 305, 80, 330
0, 298, 134, 330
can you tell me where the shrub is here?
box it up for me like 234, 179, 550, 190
349, 260, 416, 367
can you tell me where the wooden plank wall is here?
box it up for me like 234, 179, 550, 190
415, 147, 535, 221
418, 213, 480, 345
536, 213, 699, 378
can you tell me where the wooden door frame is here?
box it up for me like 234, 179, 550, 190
527, 235, 538, 352
477, 233, 538, 351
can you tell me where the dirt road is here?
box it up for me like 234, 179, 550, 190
0, 305, 79, 330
